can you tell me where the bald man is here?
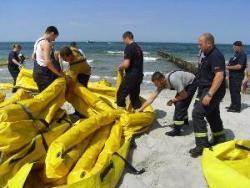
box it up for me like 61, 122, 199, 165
190, 33, 226, 158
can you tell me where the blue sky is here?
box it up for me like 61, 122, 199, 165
0, 0, 249, 44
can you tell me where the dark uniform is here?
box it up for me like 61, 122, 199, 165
117, 42, 143, 109
228, 51, 247, 111
192, 47, 226, 148
8, 50, 21, 86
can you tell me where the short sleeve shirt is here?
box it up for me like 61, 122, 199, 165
8, 51, 19, 69
228, 51, 247, 74
124, 42, 143, 75
167, 71, 195, 93
197, 47, 225, 88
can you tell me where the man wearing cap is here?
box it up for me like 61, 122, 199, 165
226, 41, 247, 113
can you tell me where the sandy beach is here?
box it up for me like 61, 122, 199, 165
1, 82, 249, 188
0, 1, 249, 188
119, 89, 250, 188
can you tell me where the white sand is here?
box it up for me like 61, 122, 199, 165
119, 89, 250, 188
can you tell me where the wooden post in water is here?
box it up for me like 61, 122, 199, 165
157, 51, 250, 91
0, 63, 8, 67
157, 51, 197, 74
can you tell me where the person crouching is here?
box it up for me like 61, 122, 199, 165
59, 46, 91, 87
139, 71, 197, 136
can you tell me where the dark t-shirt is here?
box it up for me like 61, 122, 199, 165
197, 47, 226, 88
8, 51, 20, 69
124, 42, 143, 75
228, 51, 247, 75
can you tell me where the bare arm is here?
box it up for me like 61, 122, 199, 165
42, 41, 63, 77
202, 71, 224, 106
139, 88, 162, 112
119, 59, 130, 70
208, 71, 224, 96
11, 58, 22, 67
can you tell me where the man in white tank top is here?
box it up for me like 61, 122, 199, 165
32, 26, 64, 92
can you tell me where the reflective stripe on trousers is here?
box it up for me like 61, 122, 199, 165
194, 132, 208, 138
174, 120, 185, 126
212, 130, 225, 137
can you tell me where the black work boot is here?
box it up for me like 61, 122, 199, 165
166, 123, 175, 128
165, 127, 181, 136
189, 146, 206, 158
227, 108, 241, 113
211, 134, 226, 146
190, 136, 210, 158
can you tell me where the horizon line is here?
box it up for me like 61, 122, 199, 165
0, 41, 248, 45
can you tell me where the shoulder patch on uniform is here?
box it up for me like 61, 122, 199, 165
214, 66, 221, 70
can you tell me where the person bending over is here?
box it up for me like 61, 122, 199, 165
139, 71, 197, 136
59, 46, 91, 87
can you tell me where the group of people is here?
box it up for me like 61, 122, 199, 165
7, 26, 248, 158
139, 33, 248, 157
115, 31, 248, 157
31, 27, 91, 93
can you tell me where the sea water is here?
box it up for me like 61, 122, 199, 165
0, 42, 249, 89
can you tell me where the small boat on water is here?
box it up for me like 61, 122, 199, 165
87, 40, 96, 43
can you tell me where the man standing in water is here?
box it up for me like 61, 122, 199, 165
190, 33, 226, 158
226, 41, 247, 113
117, 31, 144, 110
32, 26, 64, 92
